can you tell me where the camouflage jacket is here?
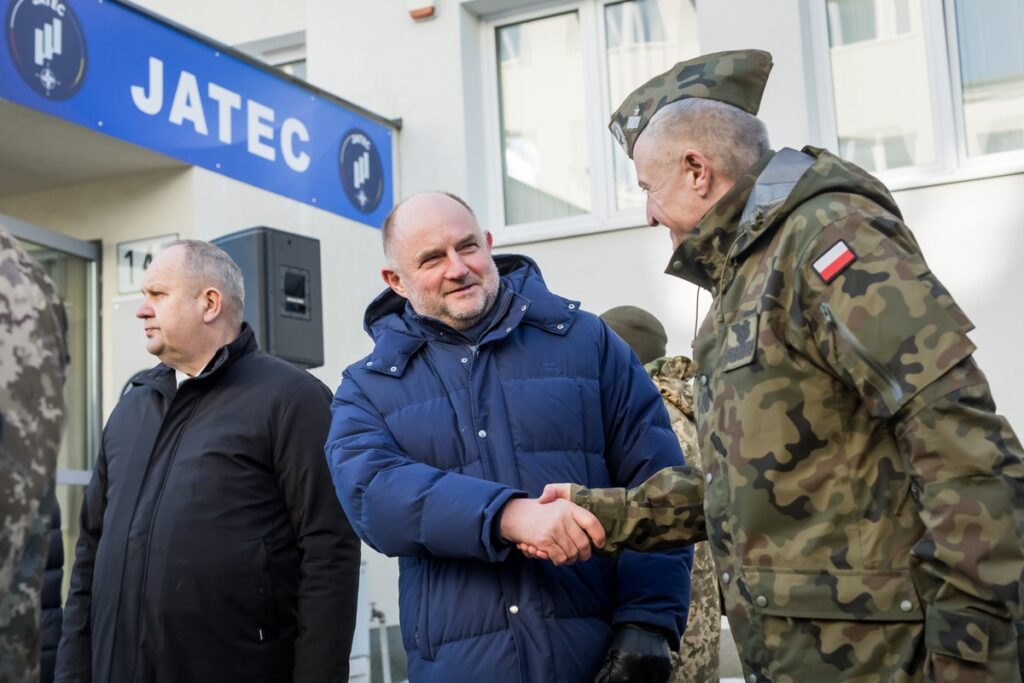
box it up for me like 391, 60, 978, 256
0, 224, 67, 683
647, 357, 720, 683
574, 148, 1024, 682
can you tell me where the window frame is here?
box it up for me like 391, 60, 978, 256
235, 30, 308, 82
480, 0, 653, 247
808, 0, 1024, 192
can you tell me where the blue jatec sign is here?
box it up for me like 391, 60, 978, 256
1, 0, 394, 227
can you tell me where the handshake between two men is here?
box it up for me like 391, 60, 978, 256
499, 481, 683, 683
499, 483, 607, 565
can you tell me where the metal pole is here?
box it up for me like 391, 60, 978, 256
370, 603, 392, 683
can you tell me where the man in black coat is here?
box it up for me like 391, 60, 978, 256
55, 240, 360, 683
41, 487, 63, 683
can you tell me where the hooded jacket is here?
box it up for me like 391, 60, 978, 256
573, 147, 1024, 682
326, 255, 691, 683
55, 325, 361, 683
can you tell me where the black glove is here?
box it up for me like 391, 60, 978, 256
593, 623, 673, 683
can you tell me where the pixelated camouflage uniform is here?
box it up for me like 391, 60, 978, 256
646, 356, 720, 683
0, 224, 67, 683
574, 148, 1024, 682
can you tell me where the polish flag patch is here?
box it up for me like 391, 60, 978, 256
813, 240, 857, 283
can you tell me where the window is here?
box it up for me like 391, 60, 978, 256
486, 0, 699, 241
952, 0, 1024, 158
275, 58, 307, 81
496, 12, 590, 225
814, 0, 1024, 185
825, 0, 935, 173
235, 31, 307, 82
605, 0, 699, 209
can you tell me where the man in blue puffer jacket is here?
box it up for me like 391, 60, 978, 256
326, 192, 693, 683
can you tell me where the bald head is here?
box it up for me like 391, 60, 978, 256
382, 192, 479, 266
379, 191, 500, 331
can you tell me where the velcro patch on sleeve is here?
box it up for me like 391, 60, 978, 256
813, 240, 857, 283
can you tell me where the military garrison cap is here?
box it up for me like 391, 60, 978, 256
600, 306, 667, 365
609, 49, 773, 158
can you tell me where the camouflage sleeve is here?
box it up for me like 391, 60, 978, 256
572, 465, 706, 554
800, 216, 1024, 676
892, 357, 1024, 680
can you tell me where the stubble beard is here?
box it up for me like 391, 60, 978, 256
445, 277, 499, 327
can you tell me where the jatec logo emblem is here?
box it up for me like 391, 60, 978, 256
6, 0, 87, 99
339, 129, 384, 214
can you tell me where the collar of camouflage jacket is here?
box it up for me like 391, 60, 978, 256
663, 150, 773, 291
663, 145, 902, 292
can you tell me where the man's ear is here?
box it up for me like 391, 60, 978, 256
681, 149, 712, 198
484, 230, 494, 251
200, 287, 224, 324
381, 267, 407, 299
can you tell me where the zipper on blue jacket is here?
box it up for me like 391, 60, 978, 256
819, 302, 904, 406
465, 345, 496, 483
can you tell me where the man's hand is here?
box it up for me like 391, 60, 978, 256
514, 484, 606, 561
499, 497, 606, 565
538, 482, 571, 504
593, 624, 672, 683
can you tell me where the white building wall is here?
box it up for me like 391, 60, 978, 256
890, 174, 1024, 419
307, 0, 472, 197
131, 0, 305, 47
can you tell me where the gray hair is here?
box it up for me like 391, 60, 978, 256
381, 191, 477, 266
165, 239, 245, 326
644, 98, 770, 180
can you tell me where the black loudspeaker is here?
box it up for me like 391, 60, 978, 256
213, 227, 324, 369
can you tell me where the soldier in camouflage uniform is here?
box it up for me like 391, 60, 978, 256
644, 356, 719, 683
0, 223, 67, 683
600, 306, 720, 683
531, 50, 1024, 682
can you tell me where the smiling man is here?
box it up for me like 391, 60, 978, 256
326, 191, 692, 683
55, 240, 360, 683
528, 49, 1024, 683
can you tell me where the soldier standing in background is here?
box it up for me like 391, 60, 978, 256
0, 223, 68, 683
599, 306, 719, 683
526, 50, 1024, 682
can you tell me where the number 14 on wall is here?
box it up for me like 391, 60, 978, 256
116, 234, 178, 295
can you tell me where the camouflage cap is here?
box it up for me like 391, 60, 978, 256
609, 49, 773, 158
600, 305, 667, 365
